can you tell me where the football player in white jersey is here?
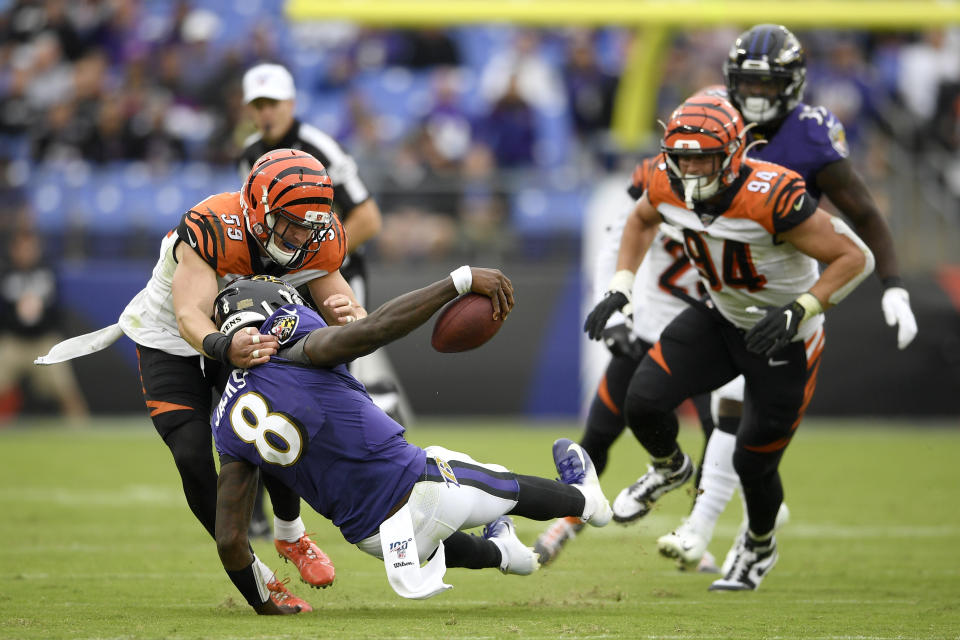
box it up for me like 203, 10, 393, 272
541, 24, 916, 575
536, 157, 718, 567
657, 23, 916, 574
584, 94, 873, 590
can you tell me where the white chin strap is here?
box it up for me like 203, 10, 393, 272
265, 243, 296, 267
739, 96, 779, 124
680, 174, 721, 210
262, 213, 302, 267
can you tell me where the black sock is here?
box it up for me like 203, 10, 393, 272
652, 448, 685, 472
717, 415, 739, 435
508, 474, 585, 521
443, 531, 501, 569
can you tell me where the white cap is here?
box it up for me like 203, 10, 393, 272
243, 64, 296, 103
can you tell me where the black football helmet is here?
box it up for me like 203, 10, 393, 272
213, 275, 305, 338
723, 24, 806, 125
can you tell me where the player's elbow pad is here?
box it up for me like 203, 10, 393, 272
827, 217, 875, 305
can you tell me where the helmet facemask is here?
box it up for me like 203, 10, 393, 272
246, 184, 334, 269
660, 95, 747, 210
723, 24, 806, 125
727, 66, 804, 124
242, 148, 336, 271
663, 149, 730, 208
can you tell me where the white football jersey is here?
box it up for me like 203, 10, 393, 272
592, 173, 700, 345
118, 232, 195, 356
647, 158, 824, 344
118, 227, 327, 356
630, 228, 701, 344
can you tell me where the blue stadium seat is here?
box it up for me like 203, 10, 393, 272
509, 179, 590, 235
352, 68, 436, 140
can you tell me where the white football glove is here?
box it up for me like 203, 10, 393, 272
881, 287, 917, 350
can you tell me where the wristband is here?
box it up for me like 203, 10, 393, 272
202, 332, 231, 363
450, 265, 472, 295
226, 561, 270, 608
881, 276, 904, 290
608, 269, 635, 297
795, 293, 823, 322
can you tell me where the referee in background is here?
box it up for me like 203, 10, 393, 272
238, 63, 410, 537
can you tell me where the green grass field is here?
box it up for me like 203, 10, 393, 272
1, 416, 958, 640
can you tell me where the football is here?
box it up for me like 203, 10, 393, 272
431, 293, 504, 353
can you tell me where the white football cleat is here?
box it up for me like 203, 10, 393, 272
534, 516, 585, 566
483, 516, 539, 576
709, 535, 778, 591
612, 454, 693, 523
721, 502, 790, 576
657, 518, 708, 568
552, 438, 612, 527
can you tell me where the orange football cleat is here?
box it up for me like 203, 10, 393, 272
275, 534, 335, 588
267, 576, 312, 612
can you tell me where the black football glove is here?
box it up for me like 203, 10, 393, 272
744, 299, 805, 357
601, 323, 643, 360
584, 291, 630, 341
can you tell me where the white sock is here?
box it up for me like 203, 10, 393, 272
688, 430, 739, 541
274, 516, 306, 543
254, 556, 276, 584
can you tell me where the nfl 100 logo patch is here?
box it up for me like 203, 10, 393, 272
389, 537, 415, 568
269, 313, 299, 343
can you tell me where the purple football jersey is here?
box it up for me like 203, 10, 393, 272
212, 304, 426, 543
749, 103, 849, 201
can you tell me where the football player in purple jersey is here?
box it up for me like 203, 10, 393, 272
724, 24, 915, 348
210, 272, 613, 614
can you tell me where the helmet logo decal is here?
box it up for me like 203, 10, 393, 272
741, 60, 770, 71
304, 210, 331, 225
269, 313, 300, 344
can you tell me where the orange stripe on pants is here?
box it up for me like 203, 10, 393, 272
145, 400, 195, 417
596, 375, 621, 416
648, 341, 671, 375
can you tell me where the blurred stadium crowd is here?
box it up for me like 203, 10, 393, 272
0, 0, 959, 264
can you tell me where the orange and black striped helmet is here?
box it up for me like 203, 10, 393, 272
660, 95, 746, 206
241, 148, 336, 269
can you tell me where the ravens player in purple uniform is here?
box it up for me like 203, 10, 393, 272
211, 271, 612, 614
725, 24, 915, 346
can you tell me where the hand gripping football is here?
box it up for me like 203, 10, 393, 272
431, 293, 504, 353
